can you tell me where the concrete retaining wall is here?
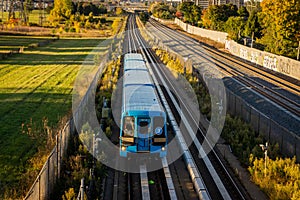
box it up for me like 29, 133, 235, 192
174, 18, 228, 44
171, 17, 300, 80
225, 40, 300, 80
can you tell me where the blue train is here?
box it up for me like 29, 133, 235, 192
119, 53, 167, 157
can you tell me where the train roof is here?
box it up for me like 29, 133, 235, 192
122, 53, 164, 113
124, 53, 144, 61
123, 70, 153, 86
123, 85, 162, 112
124, 60, 148, 71
123, 70, 163, 112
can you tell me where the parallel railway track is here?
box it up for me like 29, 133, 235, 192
104, 15, 181, 200
133, 15, 249, 199
148, 18, 300, 119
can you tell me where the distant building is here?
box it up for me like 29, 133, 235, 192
196, 0, 244, 9
195, 0, 210, 9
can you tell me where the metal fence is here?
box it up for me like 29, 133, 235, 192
24, 121, 71, 200
24, 30, 125, 199
226, 89, 300, 161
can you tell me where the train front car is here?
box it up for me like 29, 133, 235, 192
120, 53, 167, 158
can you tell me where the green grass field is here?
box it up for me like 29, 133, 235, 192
0, 35, 53, 51
0, 37, 110, 196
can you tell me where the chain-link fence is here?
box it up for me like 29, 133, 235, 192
24, 28, 125, 200
24, 121, 71, 200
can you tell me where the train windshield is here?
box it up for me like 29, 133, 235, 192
138, 118, 151, 134
123, 116, 135, 137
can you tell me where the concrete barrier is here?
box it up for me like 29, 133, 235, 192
225, 40, 300, 80
174, 18, 228, 44
168, 17, 300, 80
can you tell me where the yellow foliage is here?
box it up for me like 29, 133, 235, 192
111, 18, 122, 34
62, 188, 76, 200
115, 7, 123, 15
249, 155, 300, 199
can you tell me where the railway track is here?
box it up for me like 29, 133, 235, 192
136, 15, 254, 199
147, 18, 300, 119
132, 15, 251, 199
103, 15, 179, 200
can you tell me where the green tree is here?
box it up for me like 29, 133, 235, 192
139, 12, 150, 24
150, 3, 175, 20
177, 2, 202, 26
202, 4, 238, 31
237, 6, 249, 18
259, 0, 300, 58
243, 11, 262, 38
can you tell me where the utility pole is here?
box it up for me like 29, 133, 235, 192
297, 41, 300, 61
259, 142, 268, 178
1, 0, 3, 29
251, 32, 254, 48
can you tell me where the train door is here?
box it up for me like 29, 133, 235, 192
137, 118, 151, 152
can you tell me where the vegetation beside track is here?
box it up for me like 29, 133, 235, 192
54, 56, 122, 199
0, 37, 109, 198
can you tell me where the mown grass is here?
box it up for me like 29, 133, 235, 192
0, 35, 53, 51
0, 37, 110, 198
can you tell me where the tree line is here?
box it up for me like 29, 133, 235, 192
150, 1, 300, 59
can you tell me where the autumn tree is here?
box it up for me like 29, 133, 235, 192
259, 0, 300, 58
115, 7, 123, 16
49, 0, 73, 24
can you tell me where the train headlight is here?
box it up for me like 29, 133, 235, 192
161, 146, 166, 151
121, 146, 126, 151
155, 127, 163, 135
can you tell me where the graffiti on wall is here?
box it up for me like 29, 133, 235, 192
225, 40, 231, 50
240, 48, 248, 60
250, 51, 259, 64
263, 56, 278, 71
278, 60, 291, 74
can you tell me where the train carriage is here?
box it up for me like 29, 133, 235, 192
120, 53, 167, 157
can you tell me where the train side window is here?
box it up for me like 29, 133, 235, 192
123, 116, 135, 137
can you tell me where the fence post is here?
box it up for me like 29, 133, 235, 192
80, 178, 85, 200
47, 160, 50, 199
56, 134, 59, 179
39, 175, 41, 200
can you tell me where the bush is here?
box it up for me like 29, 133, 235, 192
64, 27, 69, 32
69, 27, 76, 32
249, 156, 300, 199
100, 18, 106, 23
28, 22, 39, 27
